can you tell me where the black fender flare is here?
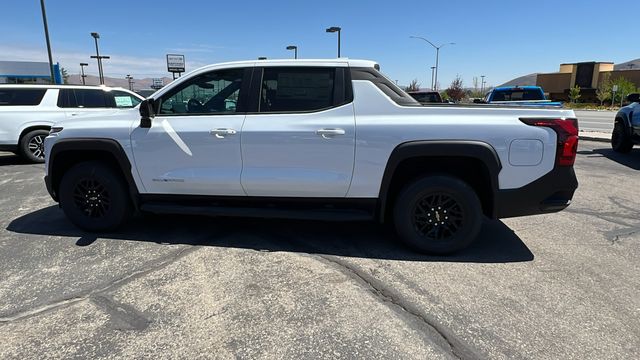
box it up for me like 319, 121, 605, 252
614, 113, 632, 134
46, 138, 139, 207
377, 140, 502, 221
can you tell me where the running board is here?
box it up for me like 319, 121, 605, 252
140, 202, 374, 222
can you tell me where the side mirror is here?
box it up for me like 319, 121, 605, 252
139, 99, 155, 128
627, 93, 640, 103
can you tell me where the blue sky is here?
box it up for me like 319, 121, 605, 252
1, 0, 635, 87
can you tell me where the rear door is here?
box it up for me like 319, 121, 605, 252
57, 89, 117, 118
240, 65, 355, 197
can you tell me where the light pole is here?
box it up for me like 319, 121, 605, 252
410, 36, 455, 91
430, 66, 436, 90
286, 45, 298, 59
79, 63, 88, 85
481, 75, 486, 94
39, 0, 55, 84
125, 75, 134, 91
90, 32, 110, 85
326, 26, 341, 58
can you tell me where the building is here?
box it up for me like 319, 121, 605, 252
0, 60, 63, 84
536, 61, 640, 102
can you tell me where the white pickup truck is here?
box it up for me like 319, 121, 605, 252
44, 59, 579, 254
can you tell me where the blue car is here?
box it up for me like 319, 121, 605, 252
484, 86, 563, 107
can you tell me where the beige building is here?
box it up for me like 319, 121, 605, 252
536, 62, 640, 101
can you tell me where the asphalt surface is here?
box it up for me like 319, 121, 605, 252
0, 142, 639, 359
573, 110, 616, 133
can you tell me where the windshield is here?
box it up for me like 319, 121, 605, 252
492, 89, 544, 101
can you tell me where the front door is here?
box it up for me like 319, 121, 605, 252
131, 67, 250, 195
241, 66, 355, 197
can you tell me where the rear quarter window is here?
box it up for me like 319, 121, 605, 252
0, 89, 47, 106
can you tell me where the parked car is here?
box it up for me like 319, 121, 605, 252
0, 85, 143, 162
482, 86, 562, 107
611, 93, 640, 153
44, 59, 578, 254
407, 90, 443, 104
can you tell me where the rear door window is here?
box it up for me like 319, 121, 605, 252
259, 67, 335, 112
0, 89, 47, 106
57, 89, 108, 108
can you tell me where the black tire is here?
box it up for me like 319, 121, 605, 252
393, 175, 483, 255
59, 161, 132, 232
19, 129, 49, 163
611, 121, 633, 153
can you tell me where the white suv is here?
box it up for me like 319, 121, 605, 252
0, 85, 143, 162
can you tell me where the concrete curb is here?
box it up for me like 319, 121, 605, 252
579, 132, 610, 143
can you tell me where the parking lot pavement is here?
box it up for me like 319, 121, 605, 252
0, 142, 639, 359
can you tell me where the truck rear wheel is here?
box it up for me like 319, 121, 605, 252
393, 175, 483, 254
611, 122, 633, 153
59, 161, 132, 232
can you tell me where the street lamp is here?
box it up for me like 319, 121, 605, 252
125, 74, 134, 91
286, 45, 298, 59
90, 32, 110, 85
39, 0, 55, 84
325, 26, 341, 58
79, 63, 88, 85
410, 36, 455, 91
481, 75, 486, 94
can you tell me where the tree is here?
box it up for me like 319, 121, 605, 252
611, 76, 639, 105
405, 79, 420, 92
445, 75, 465, 102
596, 73, 611, 106
60, 67, 69, 84
568, 85, 581, 103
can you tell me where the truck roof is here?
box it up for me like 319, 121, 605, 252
195, 58, 379, 70
493, 86, 542, 91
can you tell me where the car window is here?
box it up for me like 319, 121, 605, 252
58, 89, 108, 108
159, 68, 245, 115
0, 89, 47, 106
109, 90, 142, 108
259, 67, 335, 112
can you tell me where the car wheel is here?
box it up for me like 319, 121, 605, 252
19, 129, 49, 163
611, 121, 633, 153
59, 161, 132, 232
393, 175, 483, 254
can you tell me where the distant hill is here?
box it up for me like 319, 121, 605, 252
67, 74, 174, 90
498, 73, 538, 87
614, 58, 640, 70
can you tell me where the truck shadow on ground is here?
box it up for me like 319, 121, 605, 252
0, 152, 29, 166
8, 206, 534, 264
583, 148, 640, 170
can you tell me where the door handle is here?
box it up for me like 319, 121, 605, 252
210, 128, 237, 138
70, 113, 79, 116
316, 128, 345, 139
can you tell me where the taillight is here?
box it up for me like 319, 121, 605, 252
520, 118, 579, 166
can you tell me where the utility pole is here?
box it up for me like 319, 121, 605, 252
39, 0, 55, 84
79, 63, 88, 85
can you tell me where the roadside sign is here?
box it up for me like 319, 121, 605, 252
612, 85, 619, 92
166, 54, 185, 73
151, 78, 164, 89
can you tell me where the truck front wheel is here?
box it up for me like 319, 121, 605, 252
393, 175, 483, 254
59, 161, 132, 232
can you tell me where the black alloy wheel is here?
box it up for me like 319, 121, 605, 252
393, 175, 483, 254
59, 161, 131, 231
